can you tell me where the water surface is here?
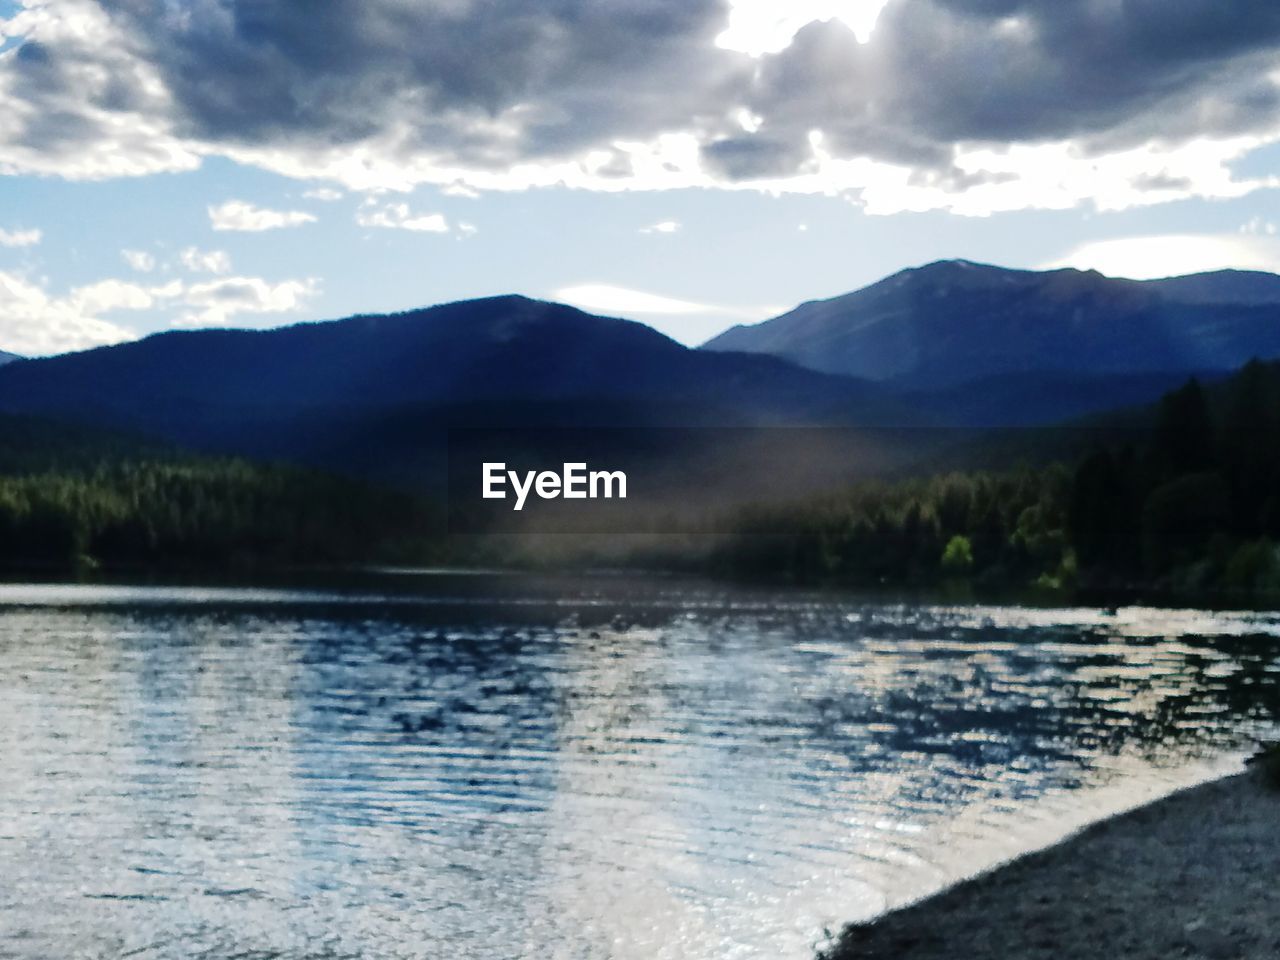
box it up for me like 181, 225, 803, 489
0, 578, 1277, 959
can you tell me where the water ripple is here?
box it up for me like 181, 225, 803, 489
0, 581, 1276, 959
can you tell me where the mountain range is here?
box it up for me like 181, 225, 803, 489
0, 261, 1277, 487
704, 260, 1280, 390
0, 296, 907, 487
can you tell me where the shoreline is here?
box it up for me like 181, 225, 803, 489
3, 563, 1280, 614
821, 768, 1280, 959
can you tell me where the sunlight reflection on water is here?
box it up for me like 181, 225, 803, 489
0, 579, 1276, 959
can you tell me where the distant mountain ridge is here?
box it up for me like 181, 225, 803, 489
0, 295, 914, 485
703, 260, 1280, 390
2, 262, 1277, 487
1144, 268, 1280, 305
0, 351, 18, 366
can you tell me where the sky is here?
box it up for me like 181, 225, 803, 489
2, 0, 1280, 355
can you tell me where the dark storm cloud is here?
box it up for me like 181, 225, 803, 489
96, 0, 746, 167
702, 135, 811, 179
736, 0, 1280, 178
4, 0, 1280, 194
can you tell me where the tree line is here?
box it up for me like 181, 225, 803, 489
0, 457, 442, 570
0, 359, 1277, 595
712, 359, 1280, 596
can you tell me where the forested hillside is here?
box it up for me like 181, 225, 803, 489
713, 360, 1280, 596
0, 417, 442, 569
1, 360, 1277, 596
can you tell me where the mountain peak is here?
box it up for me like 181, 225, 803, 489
0, 294, 913, 482
703, 260, 1280, 389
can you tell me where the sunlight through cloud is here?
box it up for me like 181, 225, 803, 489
717, 0, 892, 54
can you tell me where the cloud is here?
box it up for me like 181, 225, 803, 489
0, 271, 139, 354
70, 277, 157, 315
0, 227, 41, 247
555, 282, 784, 345
179, 246, 232, 274
1241, 216, 1278, 236
442, 183, 481, 199
0, 0, 200, 180
355, 201, 449, 233
640, 220, 681, 234
175, 275, 319, 326
717, 0, 892, 54
1045, 234, 1280, 280
302, 186, 343, 201
120, 248, 155, 272
556, 284, 720, 316
0, 267, 319, 355
555, 282, 780, 317
2, 1, 1280, 213
208, 200, 316, 232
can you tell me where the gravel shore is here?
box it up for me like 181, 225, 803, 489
821, 768, 1280, 960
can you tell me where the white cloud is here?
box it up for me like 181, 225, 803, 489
555, 283, 784, 345
209, 200, 317, 232
717, 0, 890, 54
303, 186, 343, 201
179, 246, 232, 275
356, 201, 450, 232
176, 276, 320, 327
442, 183, 481, 199
0, 271, 138, 355
813, 134, 1277, 218
1044, 234, 1280, 280
458, 221, 478, 236
556, 284, 718, 316
0, 227, 41, 248
121, 249, 155, 272
640, 220, 681, 234
0, 267, 320, 355
1241, 216, 1278, 236
69, 278, 156, 315
555, 282, 781, 317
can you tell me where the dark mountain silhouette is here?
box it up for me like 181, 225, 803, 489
3, 265, 1276, 494
0, 296, 917, 486
904, 368, 1233, 428
1145, 268, 1280, 306
0, 350, 18, 366
703, 261, 1280, 398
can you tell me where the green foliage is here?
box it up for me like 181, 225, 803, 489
1069, 366, 1280, 591
0, 456, 443, 570
940, 534, 974, 574
1141, 472, 1231, 574
716, 363, 1280, 594
713, 466, 1070, 586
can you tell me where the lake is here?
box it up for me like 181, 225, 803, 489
0, 576, 1276, 959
